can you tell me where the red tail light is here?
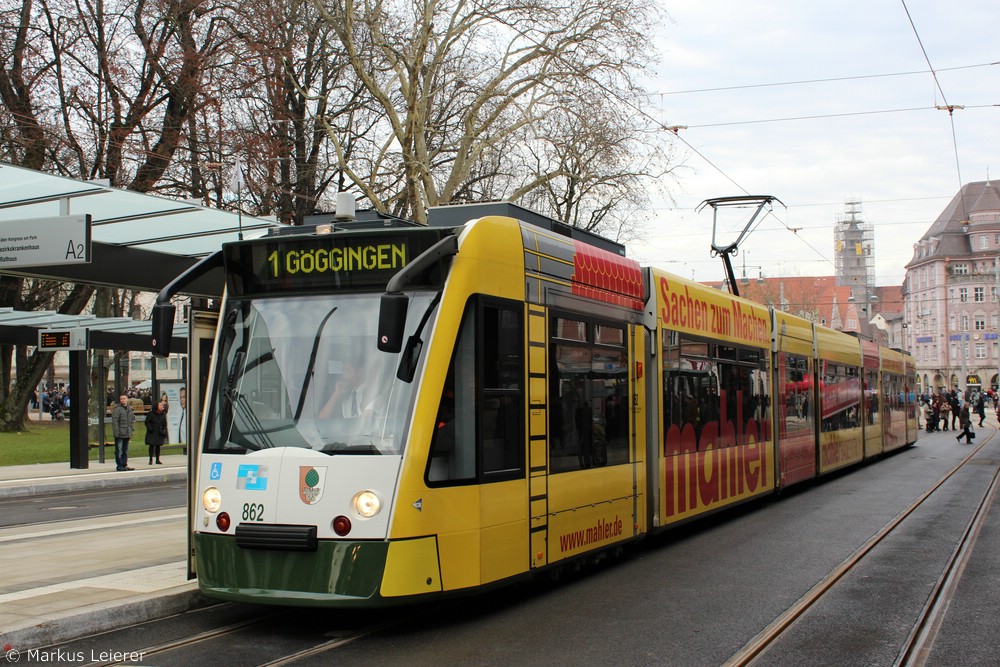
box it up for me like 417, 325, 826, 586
332, 515, 352, 536
217, 512, 231, 532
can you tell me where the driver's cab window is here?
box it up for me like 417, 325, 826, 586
427, 298, 523, 484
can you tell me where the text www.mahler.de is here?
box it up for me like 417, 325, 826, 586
558, 516, 624, 553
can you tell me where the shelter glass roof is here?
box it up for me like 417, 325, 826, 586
0, 162, 278, 258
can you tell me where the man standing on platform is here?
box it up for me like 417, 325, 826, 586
111, 394, 135, 471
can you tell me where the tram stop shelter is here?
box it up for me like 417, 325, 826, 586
0, 162, 280, 467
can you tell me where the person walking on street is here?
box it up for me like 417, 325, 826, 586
111, 395, 135, 471
956, 404, 975, 444
976, 392, 987, 427
144, 400, 168, 465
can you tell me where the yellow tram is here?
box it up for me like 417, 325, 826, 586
152, 203, 916, 606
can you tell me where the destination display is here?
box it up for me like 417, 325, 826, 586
224, 229, 456, 296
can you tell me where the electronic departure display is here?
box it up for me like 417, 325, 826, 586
38, 328, 87, 351
224, 228, 456, 296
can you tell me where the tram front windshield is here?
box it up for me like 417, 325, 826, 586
204, 293, 434, 456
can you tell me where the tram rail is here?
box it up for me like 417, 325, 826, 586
725, 429, 1000, 667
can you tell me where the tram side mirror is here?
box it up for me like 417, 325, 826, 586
396, 335, 423, 383
377, 293, 408, 353
151, 303, 176, 358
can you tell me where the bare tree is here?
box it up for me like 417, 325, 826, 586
516, 89, 677, 243
316, 0, 664, 224
0, 0, 223, 430
221, 0, 373, 224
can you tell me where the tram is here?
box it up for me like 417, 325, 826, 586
152, 202, 917, 607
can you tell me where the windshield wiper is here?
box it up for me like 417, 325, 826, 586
226, 387, 275, 450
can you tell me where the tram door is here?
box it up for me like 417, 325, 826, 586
186, 308, 218, 580
544, 311, 638, 565
475, 301, 529, 584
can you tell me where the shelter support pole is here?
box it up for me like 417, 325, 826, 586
69, 350, 89, 469
96, 354, 106, 464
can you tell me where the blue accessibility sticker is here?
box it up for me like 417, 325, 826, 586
209, 462, 222, 480
236, 464, 268, 491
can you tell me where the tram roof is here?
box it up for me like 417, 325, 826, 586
0, 162, 280, 298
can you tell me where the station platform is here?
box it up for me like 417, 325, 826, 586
0, 455, 203, 652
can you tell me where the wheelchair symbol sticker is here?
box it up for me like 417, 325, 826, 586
210, 462, 222, 480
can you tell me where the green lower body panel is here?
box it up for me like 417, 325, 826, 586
195, 532, 390, 607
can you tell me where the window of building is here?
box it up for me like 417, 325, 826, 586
975, 287, 985, 302
976, 343, 987, 359
961, 315, 969, 331
980, 236, 989, 250
959, 288, 968, 302
954, 264, 969, 275
131, 359, 142, 371
975, 317, 986, 331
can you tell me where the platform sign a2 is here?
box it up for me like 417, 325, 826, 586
0, 214, 91, 267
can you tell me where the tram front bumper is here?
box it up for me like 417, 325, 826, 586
194, 532, 442, 607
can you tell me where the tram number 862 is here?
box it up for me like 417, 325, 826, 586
242, 503, 264, 522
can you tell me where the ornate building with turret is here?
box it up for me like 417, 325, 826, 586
903, 180, 1000, 394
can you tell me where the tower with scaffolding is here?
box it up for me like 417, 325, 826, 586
835, 199, 876, 333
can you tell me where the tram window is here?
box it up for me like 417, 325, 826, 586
428, 308, 476, 484
778, 353, 812, 439
553, 317, 587, 342
482, 303, 523, 476
594, 324, 624, 346
865, 370, 879, 425
427, 299, 523, 485
820, 362, 861, 432
550, 314, 629, 473
717, 345, 737, 361
680, 340, 711, 358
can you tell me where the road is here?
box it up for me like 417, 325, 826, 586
17, 429, 1000, 666
0, 482, 186, 528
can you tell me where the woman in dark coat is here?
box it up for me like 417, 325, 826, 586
144, 401, 168, 464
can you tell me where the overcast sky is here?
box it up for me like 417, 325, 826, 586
628, 1, 1000, 287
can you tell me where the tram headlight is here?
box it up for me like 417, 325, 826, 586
352, 490, 381, 518
202, 487, 222, 513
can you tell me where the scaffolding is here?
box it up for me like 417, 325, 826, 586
834, 199, 875, 294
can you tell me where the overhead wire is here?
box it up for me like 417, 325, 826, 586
900, 0, 969, 222
650, 61, 999, 96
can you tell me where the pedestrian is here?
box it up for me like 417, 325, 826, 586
976, 392, 986, 427
956, 404, 975, 444
939, 395, 950, 431
949, 392, 961, 430
144, 400, 168, 465
111, 394, 135, 471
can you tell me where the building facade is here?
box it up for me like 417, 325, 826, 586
903, 180, 1000, 394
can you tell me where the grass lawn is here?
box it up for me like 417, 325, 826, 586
0, 420, 151, 466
